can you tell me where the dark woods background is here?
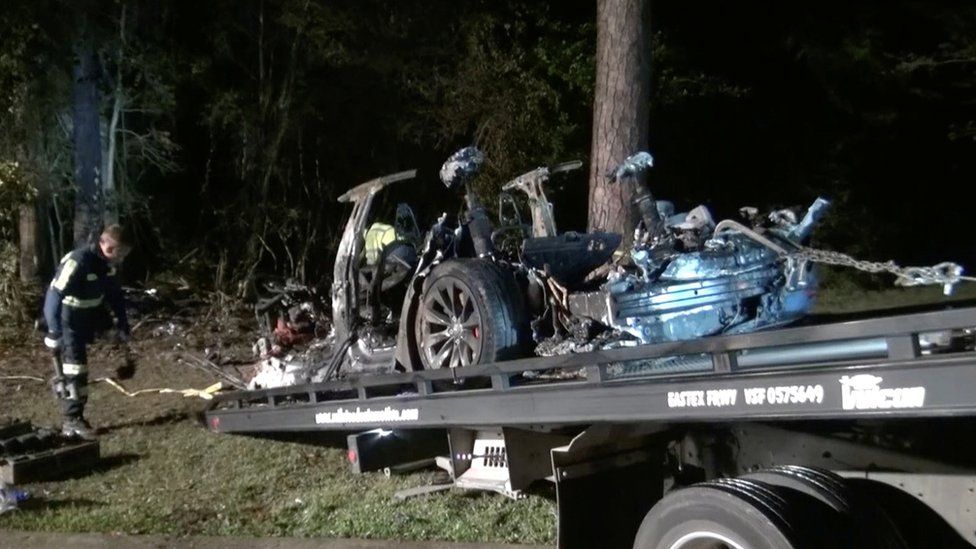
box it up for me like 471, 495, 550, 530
1, 0, 974, 308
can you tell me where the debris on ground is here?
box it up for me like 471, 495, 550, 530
120, 281, 252, 392
123, 284, 202, 339
0, 420, 100, 484
0, 480, 29, 515
96, 378, 225, 400
242, 277, 334, 390
245, 336, 335, 390
177, 354, 247, 390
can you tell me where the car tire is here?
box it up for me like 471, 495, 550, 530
415, 259, 528, 373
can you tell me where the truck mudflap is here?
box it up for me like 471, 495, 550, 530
551, 425, 667, 549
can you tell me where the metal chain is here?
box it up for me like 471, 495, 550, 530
793, 246, 976, 295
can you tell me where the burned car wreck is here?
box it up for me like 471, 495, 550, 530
246, 148, 830, 389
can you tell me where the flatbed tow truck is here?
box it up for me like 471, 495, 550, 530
206, 300, 976, 549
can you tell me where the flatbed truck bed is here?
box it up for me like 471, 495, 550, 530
207, 304, 976, 549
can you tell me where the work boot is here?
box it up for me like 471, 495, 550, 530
61, 417, 97, 441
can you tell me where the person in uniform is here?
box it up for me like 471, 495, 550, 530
42, 225, 131, 440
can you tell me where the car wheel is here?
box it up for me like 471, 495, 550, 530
415, 259, 527, 371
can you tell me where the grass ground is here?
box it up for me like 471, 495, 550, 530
1, 279, 974, 543
0, 423, 554, 542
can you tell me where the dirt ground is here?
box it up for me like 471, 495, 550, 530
0, 306, 254, 434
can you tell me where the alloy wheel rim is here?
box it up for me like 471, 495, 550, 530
421, 277, 482, 369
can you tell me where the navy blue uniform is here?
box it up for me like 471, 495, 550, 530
43, 244, 129, 419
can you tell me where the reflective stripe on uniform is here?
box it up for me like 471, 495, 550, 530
62, 363, 88, 375
52, 259, 78, 291
63, 295, 103, 308
86, 273, 98, 281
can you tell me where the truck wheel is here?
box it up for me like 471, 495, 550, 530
742, 466, 907, 549
633, 478, 844, 549
415, 259, 527, 371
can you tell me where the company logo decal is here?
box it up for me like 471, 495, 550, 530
839, 374, 925, 410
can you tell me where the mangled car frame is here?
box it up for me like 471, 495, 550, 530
249, 148, 833, 388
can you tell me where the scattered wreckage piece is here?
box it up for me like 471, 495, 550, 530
245, 336, 334, 390
123, 284, 205, 337
252, 276, 329, 343
246, 275, 335, 390
0, 480, 27, 515
0, 420, 99, 484
177, 354, 247, 390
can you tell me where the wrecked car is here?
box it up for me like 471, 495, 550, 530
428, 148, 828, 359
247, 148, 829, 388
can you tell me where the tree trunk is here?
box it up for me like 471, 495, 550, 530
104, 89, 122, 225
588, 0, 651, 240
104, 4, 127, 226
72, 44, 103, 246
18, 204, 39, 284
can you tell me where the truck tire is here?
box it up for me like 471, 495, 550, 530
415, 259, 528, 372
633, 478, 845, 549
742, 466, 908, 549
